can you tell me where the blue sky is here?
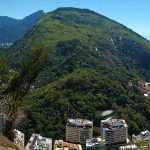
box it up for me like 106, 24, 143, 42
0, 0, 149, 35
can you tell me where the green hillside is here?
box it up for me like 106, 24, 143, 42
22, 68, 150, 141
3, 7, 150, 141
7, 8, 150, 86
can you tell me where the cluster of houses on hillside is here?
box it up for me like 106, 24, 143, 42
138, 81, 150, 97
128, 80, 150, 97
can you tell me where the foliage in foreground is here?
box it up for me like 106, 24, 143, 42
137, 140, 150, 150
0, 44, 48, 141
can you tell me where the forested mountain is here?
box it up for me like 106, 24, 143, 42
7, 8, 150, 85
3, 8, 150, 141
0, 10, 44, 47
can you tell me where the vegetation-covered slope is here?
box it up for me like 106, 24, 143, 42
3, 8, 150, 141
7, 8, 150, 85
22, 69, 150, 141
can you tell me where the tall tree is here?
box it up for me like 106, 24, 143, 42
0, 43, 48, 141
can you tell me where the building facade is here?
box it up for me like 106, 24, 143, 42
66, 118, 93, 144
101, 119, 128, 145
14, 129, 25, 148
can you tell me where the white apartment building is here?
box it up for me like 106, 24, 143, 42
66, 118, 93, 144
101, 119, 128, 145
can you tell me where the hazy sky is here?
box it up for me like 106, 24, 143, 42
0, 0, 149, 35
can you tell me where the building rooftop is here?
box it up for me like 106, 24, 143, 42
120, 145, 138, 150
86, 138, 106, 147
101, 119, 127, 129
54, 140, 82, 150
101, 110, 114, 117
67, 118, 93, 128
132, 130, 150, 142
26, 134, 52, 150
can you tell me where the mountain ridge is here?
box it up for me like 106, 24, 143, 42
0, 10, 45, 47
7, 7, 150, 80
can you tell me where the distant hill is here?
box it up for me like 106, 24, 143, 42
3, 7, 150, 142
0, 10, 45, 47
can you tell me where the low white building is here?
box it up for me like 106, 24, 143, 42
86, 137, 106, 150
14, 129, 25, 148
120, 145, 139, 150
132, 130, 150, 142
26, 134, 52, 150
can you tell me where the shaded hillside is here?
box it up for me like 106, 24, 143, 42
0, 10, 44, 47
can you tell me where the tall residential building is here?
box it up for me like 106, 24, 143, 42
54, 140, 82, 150
14, 129, 25, 148
86, 137, 106, 150
26, 134, 52, 150
0, 113, 5, 134
101, 119, 128, 145
66, 118, 93, 144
